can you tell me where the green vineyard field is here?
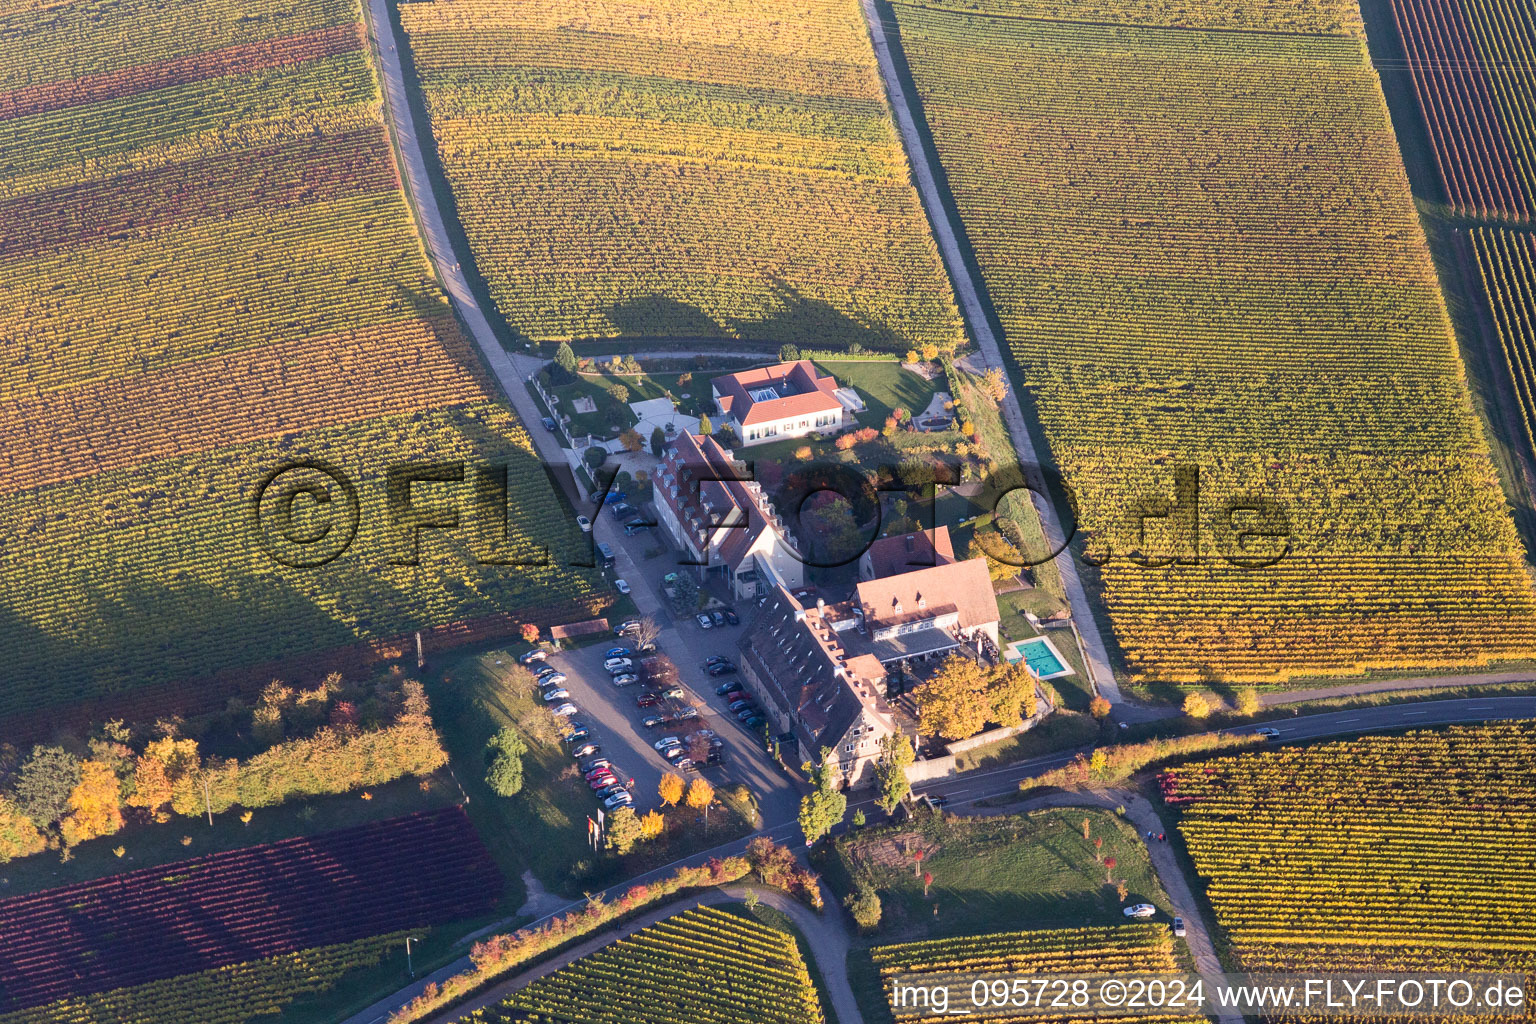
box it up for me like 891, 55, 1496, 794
889, 0, 1536, 684
459, 905, 823, 1024
0, 0, 598, 721
398, 0, 963, 350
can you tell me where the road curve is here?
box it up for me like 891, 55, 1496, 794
853, 0, 1121, 704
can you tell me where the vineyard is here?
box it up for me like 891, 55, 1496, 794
397, 0, 962, 350
459, 905, 823, 1024
888, 0, 1536, 683
1389, 0, 1536, 217
0, 807, 499, 1012
1161, 722, 1536, 975
0, 932, 405, 1024
0, 0, 598, 719
870, 925, 1199, 1024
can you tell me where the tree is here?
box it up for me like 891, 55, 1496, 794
987, 663, 1039, 724
798, 755, 846, 845
485, 728, 527, 797
1089, 696, 1112, 719
874, 733, 914, 812
916, 656, 991, 741
779, 344, 801, 362
555, 341, 577, 373
640, 809, 665, 840
619, 428, 643, 452
1235, 687, 1260, 715
14, 746, 82, 827
658, 772, 684, 806
1183, 692, 1211, 719
698, 414, 712, 436
844, 882, 882, 932
686, 778, 715, 824
520, 623, 540, 645
0, 797, 46, 862
604, 806, 642, 855
60, 760, 124, 847
651, 426, 667, 459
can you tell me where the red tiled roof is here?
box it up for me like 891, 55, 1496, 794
711, 360, 842, 427
864, 527, 955, 579
857, 558, 999, 633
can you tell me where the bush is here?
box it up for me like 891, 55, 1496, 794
844, 883, 882, 932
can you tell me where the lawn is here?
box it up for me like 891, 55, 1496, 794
824, 807, 1172, 942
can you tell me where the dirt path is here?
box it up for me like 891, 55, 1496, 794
854, 0, 1121, 707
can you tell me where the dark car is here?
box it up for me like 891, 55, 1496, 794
716, 681, 744, 696
707, 663, 737, 677
636, 691, 662, 708
723, 608, 740, 626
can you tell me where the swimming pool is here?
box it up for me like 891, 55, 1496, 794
1003, 636, 1073, 679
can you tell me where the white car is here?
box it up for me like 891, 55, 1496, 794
550, 702, 579, 717
576, 515, 592, 533
695, 613, 713, 629
541, 688, 570, 702
654, 736, 682, 752
615, 578, 631, 595
1123, 904, 1157, 919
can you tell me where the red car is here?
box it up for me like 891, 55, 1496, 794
635, 691, 662, 707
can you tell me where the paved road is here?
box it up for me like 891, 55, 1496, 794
854, 0, 1120, 706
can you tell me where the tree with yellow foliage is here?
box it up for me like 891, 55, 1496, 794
658, 772, 684, 807
60, 761, 124, 847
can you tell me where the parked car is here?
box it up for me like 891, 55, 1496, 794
541, 688, 570, 702
611, 673, 639, 687
1123, 904, 1157, 919
550, 702, 579, 717
624, 522, 651, 536
603, 792, 634, 811
519, 650, 548, 665
1173, 917, 1187, 937
654, 737, 682, 752
604, 657, 634, 673
611, 503, 637, 519
711, 610, 726, 627
695, 613, 713, 629
723, 608, 740, 626
642, 715, 668, 728
614, 578, 631, 595
707, 663, 737, 677
1255, 727, 1282, 741
570, 742, 600, 758
541, 416, 557, 431
636, 691, 662, 708
716, 682, 744, 696
675, 706, 699, 720
575, 515, 591, 533
606, 647, 633, 659
615, 618, 641, 635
